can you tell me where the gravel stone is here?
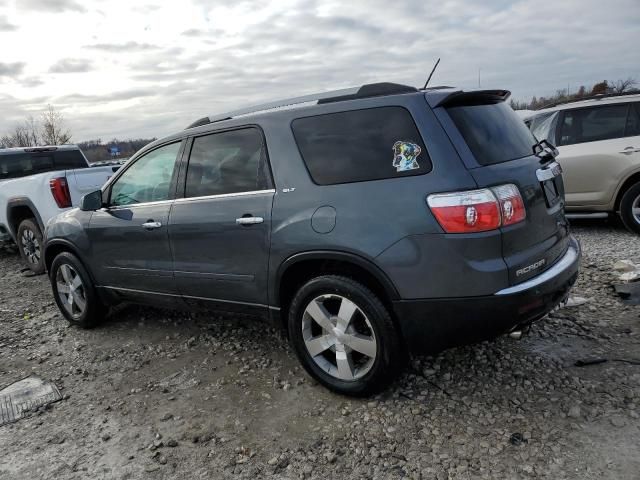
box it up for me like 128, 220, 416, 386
0, 223, 639, 479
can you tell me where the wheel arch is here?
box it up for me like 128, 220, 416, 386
44, 239, 89, 276
614, 170, 640, 212
6, 197, 44, 239
275, 251, 400, 321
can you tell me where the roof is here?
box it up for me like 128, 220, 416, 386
534, 91, 640, 114
0, 144, 80, 155
185, 82, 418, 129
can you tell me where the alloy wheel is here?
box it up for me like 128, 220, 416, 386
301, 294, 377, 381
21, 228, 41, 265
55, 264, 87, 319
632, 193, 640, 225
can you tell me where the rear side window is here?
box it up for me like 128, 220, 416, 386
0, 153, 53, 179
624, 102, 640, 137
446, 101, 537, 165
291, 107, 431, 185
558, 104, 629, 146
54, 150, 87, 169
185, 128, 272, 198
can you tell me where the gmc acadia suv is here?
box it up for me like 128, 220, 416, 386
44, 83, 580, 395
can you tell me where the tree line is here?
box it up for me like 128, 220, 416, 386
0, 105, 72, 148
510, 77, 638, 111
77, 138, 156, 163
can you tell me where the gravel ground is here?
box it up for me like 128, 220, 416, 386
1, 220, 639, 479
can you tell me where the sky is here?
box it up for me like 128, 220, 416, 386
0, 0, 638, 142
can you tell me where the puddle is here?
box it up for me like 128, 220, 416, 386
0, 376, 63, 426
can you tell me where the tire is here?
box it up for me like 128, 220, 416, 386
50, 251, 104, 328
288, 275, 404, 396
619, 182, 640, 234
17, 218, 45, 274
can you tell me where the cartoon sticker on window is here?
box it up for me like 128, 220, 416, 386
392, 141, 421, 172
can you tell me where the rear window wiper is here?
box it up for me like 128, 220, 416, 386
533, 139, 558, 163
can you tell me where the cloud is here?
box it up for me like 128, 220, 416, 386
0, 62, 25, 78
49, 58, 93, 73
85, 41, 160, 52
18, 0, 85, 12
56, 88, 158, 104
0, 15, 17, 31
2, 0, 640, 142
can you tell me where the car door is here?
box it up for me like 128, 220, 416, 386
87, 141, 184, 304
555, 103, 639, 207
168, 127, 274, 314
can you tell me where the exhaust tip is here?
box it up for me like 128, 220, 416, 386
509, 330, 523, 340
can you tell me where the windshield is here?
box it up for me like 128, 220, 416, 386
447, 101, 538, 166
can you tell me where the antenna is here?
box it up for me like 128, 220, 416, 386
423, 58, 441, 89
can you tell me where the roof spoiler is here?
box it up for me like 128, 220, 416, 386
426, 89, 511, 108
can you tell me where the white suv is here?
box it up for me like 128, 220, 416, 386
524, 93, 640, 233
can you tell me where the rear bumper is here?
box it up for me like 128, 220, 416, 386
393, 235, 581, 354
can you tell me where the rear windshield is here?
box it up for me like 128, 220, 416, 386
0, 149, 86, 180
447, 102, 537, 166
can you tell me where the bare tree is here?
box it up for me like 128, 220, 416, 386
0, 123, 32, 147
41, 105, 72, 145
609, 77, 638, 94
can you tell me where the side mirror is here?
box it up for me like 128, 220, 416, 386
80, 190, 103, 211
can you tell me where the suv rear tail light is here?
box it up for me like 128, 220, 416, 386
50, 177, 72, 208
491, 184, 526, 226
427, 184, 525, 233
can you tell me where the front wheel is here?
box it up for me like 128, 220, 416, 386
288, 275, 404, 396
50, 251, 104, 328
619, 182, 640, 234
17, 218, 45, 274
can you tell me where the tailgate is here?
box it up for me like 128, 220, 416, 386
470, 156, 569, 284
438, 91, 570, 285
67, 166, 119, 205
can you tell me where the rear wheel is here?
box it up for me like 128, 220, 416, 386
17, 218, 45, 274
288, 275, 404, 396
619, 182, 640, 234
50, 251, 104, 328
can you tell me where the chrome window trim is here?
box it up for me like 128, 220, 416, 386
174, 189, 275, 204
103, 199, 174, 211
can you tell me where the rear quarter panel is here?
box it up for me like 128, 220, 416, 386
259, 94, 484, 305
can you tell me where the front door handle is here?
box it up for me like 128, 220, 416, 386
236, 216, 264, 225
619, 147, 640, 155
142, 221, 162, 229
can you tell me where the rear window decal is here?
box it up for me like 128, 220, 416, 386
392, 141, 421, 172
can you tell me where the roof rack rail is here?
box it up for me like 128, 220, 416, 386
537, 90, 640, 110
185, 82, 418, 129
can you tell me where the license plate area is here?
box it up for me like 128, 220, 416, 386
542, 178, 561, 207
537, 162, 563, 208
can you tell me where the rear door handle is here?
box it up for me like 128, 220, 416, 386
142, 221, 162, 229
619, 147, 640, 154
236, 216, 264, 225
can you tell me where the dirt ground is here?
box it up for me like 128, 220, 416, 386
0, 220, 639, 479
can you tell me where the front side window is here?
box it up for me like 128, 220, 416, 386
109, 142, 181, 206
291, 107, 431, 185
558, 104, 629, 146
184, 128, 271, 198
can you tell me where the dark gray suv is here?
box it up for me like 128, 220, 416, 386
44, 83, 580, 395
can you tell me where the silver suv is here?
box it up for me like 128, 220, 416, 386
524, 93, 640, 233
